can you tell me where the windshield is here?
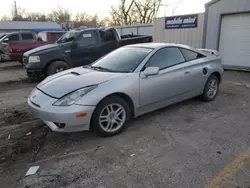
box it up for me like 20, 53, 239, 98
56, 30, 79, 44
91, 47, 152, 73
0, 34, 7, 40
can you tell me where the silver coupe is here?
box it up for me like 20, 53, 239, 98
28, 43, 223, 137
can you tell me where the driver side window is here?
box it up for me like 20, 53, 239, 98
146, 47, 185, 70
77, 31, 97, 47
7, 34, 20, 42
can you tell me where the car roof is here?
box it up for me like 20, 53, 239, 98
128, 43, 194, 50
39, 31, 65, 33
5, 31, 34, 35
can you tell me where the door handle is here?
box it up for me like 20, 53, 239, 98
185, 71, 190, 74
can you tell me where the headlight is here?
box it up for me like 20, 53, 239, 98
28, 56, 40, 63
53, 85, 97, 106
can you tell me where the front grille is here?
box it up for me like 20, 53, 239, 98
23, 56, 28, 64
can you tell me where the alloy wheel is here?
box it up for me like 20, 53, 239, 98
56, 67, 64, 73
99, 103, 126, 133
207, 79, 218, 98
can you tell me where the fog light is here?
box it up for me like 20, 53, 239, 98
54, 122, 66, 129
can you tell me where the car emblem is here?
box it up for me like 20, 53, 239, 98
32, 94, 36, 99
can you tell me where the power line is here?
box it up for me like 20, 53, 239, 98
172, 0, 185, 15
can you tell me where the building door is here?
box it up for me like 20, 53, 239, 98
219, 13, 250, 69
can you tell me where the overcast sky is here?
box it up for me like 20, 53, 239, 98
0, 0, 211, 18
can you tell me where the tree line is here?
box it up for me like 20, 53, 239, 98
0, 0, 162, 27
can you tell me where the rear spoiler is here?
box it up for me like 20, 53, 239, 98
197, 48, 219, 56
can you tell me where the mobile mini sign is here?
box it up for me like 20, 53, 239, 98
165, 14, 198, 29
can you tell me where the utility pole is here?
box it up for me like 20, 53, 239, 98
14, 1, 18, 18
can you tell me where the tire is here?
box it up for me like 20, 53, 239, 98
201, 74, 219, 102
91, 96, 131, 137
0, 51, 3, 62
46, 61, 70, 76
27, 73, 43, 82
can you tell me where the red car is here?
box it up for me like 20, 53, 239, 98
3, 31, 65, 62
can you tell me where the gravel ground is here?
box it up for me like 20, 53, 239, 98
0, 70, 250, 188
0, 61, 22, 70
0, 68, 27, 84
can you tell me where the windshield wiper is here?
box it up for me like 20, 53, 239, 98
91, 66, 114, 72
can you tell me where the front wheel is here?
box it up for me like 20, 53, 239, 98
46, 61, 70, 76
91, 96, 131, 137
201, 75, 219, 102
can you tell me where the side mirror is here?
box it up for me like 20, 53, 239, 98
3, 38, 9, 42
143, 67, 159, 77
71, 42, 78, 49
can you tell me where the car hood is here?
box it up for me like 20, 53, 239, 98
24, 43, 60, 56
37, 67, 125, 98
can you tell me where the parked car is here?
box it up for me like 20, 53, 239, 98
0, 33, 10, 61
0, 42, 9, 62
23, 27, 153, 79
0, 33, 7, 40
1, 31, 65, 62
27, 43, 223, 137
0, 31, 44, 62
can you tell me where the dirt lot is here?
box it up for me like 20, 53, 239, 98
0, 64, 250, 188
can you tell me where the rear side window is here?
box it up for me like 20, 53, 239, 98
21, 33, 34, 40
77, 31, 97, 47
51, 33, 64, 43
146, 47, 185, 70
8, 34, 19, 42
100, 30, 116, 42
179, 48, 205, 61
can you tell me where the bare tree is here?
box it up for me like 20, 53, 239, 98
133, 0, 161, 23
26, 13, 48, 21
110, 0, 161, 25
110, 0, 135, 25
98, 17, 111, 27
74, 13, 108, 28
11, 5, 26, 21
74, 13, 96, 27
0, 15, 11, 21
47, 6, 71, 23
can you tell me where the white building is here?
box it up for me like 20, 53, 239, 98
203, 0, 250, 70
0, 21, 62, 33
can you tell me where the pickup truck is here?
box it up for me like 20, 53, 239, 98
1, 31, 65, 62
23, 27, 153, 79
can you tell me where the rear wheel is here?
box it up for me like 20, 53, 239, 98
91, 96, 131, 137
46, 61, 70, 76
201, 74, 219, 102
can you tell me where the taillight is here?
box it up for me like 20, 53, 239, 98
150, 38, 153, 42
8, 45, 12, 53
